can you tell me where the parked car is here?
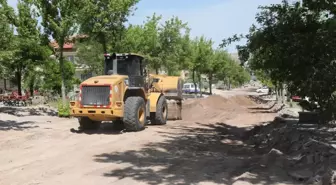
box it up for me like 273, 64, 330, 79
182, 83, 200, 94
256, 86, 269, 93
292, 96, 310, 102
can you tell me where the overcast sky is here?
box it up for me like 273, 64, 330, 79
7, 0, 284, 53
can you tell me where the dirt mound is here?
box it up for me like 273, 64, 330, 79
182, 95, 256, 122
244, 116, 336, 184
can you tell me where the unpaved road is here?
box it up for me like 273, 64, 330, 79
0, 89, 295, 185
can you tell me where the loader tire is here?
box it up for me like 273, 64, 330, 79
123, 97, 146, 132
78, 117, 101, 130
151, 96, 168, 125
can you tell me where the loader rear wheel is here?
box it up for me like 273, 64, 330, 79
78, 117, 101, 130
123, 97, 146, 132
151, 96, 168, 125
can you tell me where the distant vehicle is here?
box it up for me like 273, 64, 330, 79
256, 86, 269, 93
182, 83, 200, 93
292, 96, 309, 102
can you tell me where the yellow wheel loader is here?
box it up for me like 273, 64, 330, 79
69, 53, 182, 132
149, 74, 183, 120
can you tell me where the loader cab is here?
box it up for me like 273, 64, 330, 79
104, 53, 147, 88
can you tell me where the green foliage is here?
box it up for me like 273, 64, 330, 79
78, 0, 139, 52
222, 0, 336, 121
57, 99, 70, 117
76, 39, 104, 75
1, 0, 51, 95
158, 16, 189, 74
41, 59, 79, 94
34, 0, 83, 104
0, 0, 252, 104
0, 2, 15, 70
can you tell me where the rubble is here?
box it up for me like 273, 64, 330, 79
244, 113, 336, 184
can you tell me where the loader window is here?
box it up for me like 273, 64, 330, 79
117, 57, 142, 76
104, 57, 113, 75
117, 59, 129, 75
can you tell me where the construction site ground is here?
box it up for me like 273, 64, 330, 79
0, 88, 331, 185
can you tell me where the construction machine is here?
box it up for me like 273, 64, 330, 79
149, 74, 183, 120
69, 53, 182, 132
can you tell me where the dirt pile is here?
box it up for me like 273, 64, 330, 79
182, 95, 256, 122
245, 117, 336, 184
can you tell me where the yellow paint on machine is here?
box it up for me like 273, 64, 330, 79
148, 92, 162, 112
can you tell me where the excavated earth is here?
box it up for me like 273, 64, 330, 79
0, 89, 322, 185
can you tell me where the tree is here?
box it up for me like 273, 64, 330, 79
78, 0, 139, 53
2, 0, 50, 95
223, 0, 336, 121
76, 39, 104, 75
0, 1, 15, 81
141, 14, 162, 74
204, 49, 229, 94
159, 16, 189, 75
34, 0, 82, 104
121, 24, 145, 53
41, 59, 79, 94
189, 36, 213, 94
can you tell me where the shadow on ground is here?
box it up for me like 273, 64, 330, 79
0, 106, 57, 117
70, 122, 125, 135
249, 104, 286, 114
0, 120, 37, 131
93, 122, 296, 185
249, 102, 277, 110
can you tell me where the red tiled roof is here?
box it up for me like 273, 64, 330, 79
49, 34, 88, 49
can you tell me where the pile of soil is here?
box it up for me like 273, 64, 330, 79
182, 95, 256, 122
244, 116, 336, 184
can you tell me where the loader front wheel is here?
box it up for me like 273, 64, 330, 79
78, 117, 101, 130
123, 97, 146, 132
151, 96, 168, 125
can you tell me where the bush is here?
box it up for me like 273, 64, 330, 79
57, 100, 70, 117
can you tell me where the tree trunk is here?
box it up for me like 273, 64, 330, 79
155, 68, 159, 74
101, 34, 107, 54
59, 44, 67, 105
16, 68, 22, 96
208, 73, 213, 95
281, 84, 285, 104
29, 73, 35, 97
198, 73, 202, 97
275, 82, 279, 102
228, 78, 231, 90
192, 69, 197, 98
